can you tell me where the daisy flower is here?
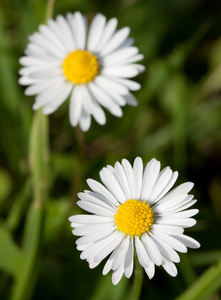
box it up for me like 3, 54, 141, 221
69, 157, 200, 285
19, 12, 144, 131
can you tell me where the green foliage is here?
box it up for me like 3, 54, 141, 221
0, 0, 221, 299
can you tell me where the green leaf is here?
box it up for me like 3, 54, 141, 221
6, 179, 31, 231
0, 169, 12, 205
176, 259, 221, 300
0, 225, 23, 278
10, 202, 43, 300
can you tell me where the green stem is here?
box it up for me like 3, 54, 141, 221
69, 126, 85, 211
129, 254, 144, 300
29, 111, 49, 205
175, 259, 221, 300
10, 0, 55, 298
45, 0, 56, 21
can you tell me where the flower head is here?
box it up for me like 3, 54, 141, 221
69, 157, 200, 285
19, 12, 144, 131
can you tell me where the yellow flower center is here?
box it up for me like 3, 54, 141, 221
62, 50, 99, 84
114, 199, 154, 237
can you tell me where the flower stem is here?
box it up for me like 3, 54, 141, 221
129, 254, 144, 300
10, 1, 56, 299
69, 126, 85, 211
29, 111, 49, 205
45, 0, 56, 21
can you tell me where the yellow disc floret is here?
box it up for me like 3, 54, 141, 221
62, 50, 99, 84
114, 199, 154, 236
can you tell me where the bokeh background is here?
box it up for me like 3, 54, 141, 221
0, 0, 221, 299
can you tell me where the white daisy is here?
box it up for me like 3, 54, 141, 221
19, 12, 144, 131
69, 157, 200, 285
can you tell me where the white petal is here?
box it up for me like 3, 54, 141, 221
94, 231, 124, 263
159, 209, 199, 219
175, 235, 200, 249
135, 236, 150, 268
154, 194, 193, 213
98, 87, 126, 106
169, 200, 197, 214
80, 231, 117, 259
100, 27, 130, 57
69, 86, 82, 127
124, 93, 138, 106
124, 54, 144, 64
151, 224, 184, 236
148, 167, 173, 204
77, 85, 106, 124
149, 232, 180, 263
29, 32, 64, 58
28, 68, 63, 79
124, 238, 134, 278
87, 178, 119, 207
33, 78, 67, 109
73, 222, 114, 236
82, 86, 106, 125
71, 12, 87, 49
25, 41, 45, 55
78, 191, 116, 212
24, 77, 61, 96
84, 190, 116, 209
112, 262, 124, 285
87, 81, 114, 108
102, 47, 138, 66
114, 78, 141, 91
151, 171, 179, 205
99, 167, 126, 204
114, 161, 131, 199
39, 24, 67, 52
87, 13, 106, 52
106, 165, 115, 173
77, 200, 114, 217
141, 233, 162, 266
158, 182, 194, 205
89, 261, 100, 269
94, 75, 129, 95
19, 56, 60, 67
42, 82, 72, 114
79, 107, 91, 131
96, 18, 118, 52
156, 218, 197, 228
119, 37, 134, 49
133, 157, 143, 199
77, 244, 89, 251
162, 256, 178, 277
112, 235, 130, 271
101, 65, 139, 78
103, 242, 122, 275
151, 230, 187, 253
144, 260, 155, 279
108, 104, 123, 117
121, 159, 136, 199
19, 76, 37, 85
75, 226, 115, 245
69, 214, 112, 224
55, 15, 76, 51
141, 158, 161, 201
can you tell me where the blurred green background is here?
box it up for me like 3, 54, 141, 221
0, 0, 221, 299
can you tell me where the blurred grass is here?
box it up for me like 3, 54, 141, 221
0, 0, 221, 299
